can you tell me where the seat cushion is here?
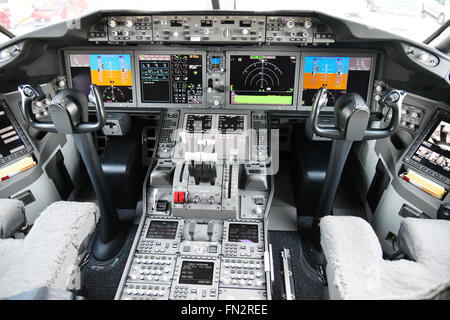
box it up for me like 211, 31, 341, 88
0, 201, 98, 299
0, 198, 25, 239
399, 218, 450, 277
320, 216, 450, 300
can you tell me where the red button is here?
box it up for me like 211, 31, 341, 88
174, 192, 179, 204
179, 192, 185, 204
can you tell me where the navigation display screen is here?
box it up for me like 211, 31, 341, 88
301, 56, 373, 106
69, 54, 134, 103
0, 101, 27, 163
146, 220, 178, 239
228, 223, 259, 243
179, 261, 214, 285
229, 55, 297, 106
139, 54, 203, 104
412, 119, 450, 178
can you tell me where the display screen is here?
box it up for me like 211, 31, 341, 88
301, 56, 373, 106
185, 114, 212, 133
139, 54, 203, 104
146, 220, 178, 239
69, 54, 134, 103
229, 55, 297, 106
412, 119, 450, 178
228, 223, 259, 243
0, 102, 27, 162
179, 261, 214, 285
218, 115, 245, 133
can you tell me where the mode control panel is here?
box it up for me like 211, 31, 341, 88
137, 217, 185, 255
266, 16, 313, 44
152, 15, 266, 43
107, 16, 153, 42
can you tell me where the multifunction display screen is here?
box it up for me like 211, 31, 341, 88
185, 114, 213, 133
218, 115, 245, 133
146, 220, 178, 239
229, 55, 297, 106
0, 101, 27, 163
412, 118, 450, 178
139, 54, 203, 104
228, 223, 259, 243
179, 261, 214, 285
301, 56, 372, 106
69, 54, 134, 103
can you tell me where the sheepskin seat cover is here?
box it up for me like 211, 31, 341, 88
320, 216, 450, 299
0, 201, 98, 299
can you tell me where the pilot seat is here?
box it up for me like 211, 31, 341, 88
0, 198, 98, 299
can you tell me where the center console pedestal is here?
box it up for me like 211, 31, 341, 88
115, 109, 274, 300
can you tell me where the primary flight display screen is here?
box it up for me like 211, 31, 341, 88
68, 54, 134, 103
301, 56, 373, 107
139, 54, 203, 104
229, 55, 297, 106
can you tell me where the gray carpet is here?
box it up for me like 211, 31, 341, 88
269, 231, 325, 300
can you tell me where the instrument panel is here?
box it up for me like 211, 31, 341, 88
89, 14, 334, 45
64, 48, 377, 111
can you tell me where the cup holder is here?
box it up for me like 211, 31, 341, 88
390, 130, 413, 150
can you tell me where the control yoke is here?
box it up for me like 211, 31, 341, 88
310, 87, 405, 141
307, 87, 406, 219
18, 84, 127, 261
18, 84, 106, 134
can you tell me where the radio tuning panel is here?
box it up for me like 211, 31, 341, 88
152, 15, 266, 43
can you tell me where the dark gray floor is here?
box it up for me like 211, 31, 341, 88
269, 231, 325, 300
79, 225, 137, 300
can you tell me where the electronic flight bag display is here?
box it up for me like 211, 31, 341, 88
301, 56, 373, 107
68, 53, 134, 104
229, 54, 297, 106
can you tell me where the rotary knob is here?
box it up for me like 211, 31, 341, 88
242, 28, 249, 35
111, 30, 118, 36
125, 19, 133, 28
123, 30, 130, 37
304, 18, 312, 29
173, 31, 179, 37
286, 20, 295, 28
203, 28, 210, 35
108, 19, 117, 28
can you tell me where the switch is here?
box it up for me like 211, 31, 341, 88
179, 192, 185, 204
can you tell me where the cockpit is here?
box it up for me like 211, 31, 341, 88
0, 0, 449, 304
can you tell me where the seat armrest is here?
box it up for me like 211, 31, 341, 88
0, 199, 25, 239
